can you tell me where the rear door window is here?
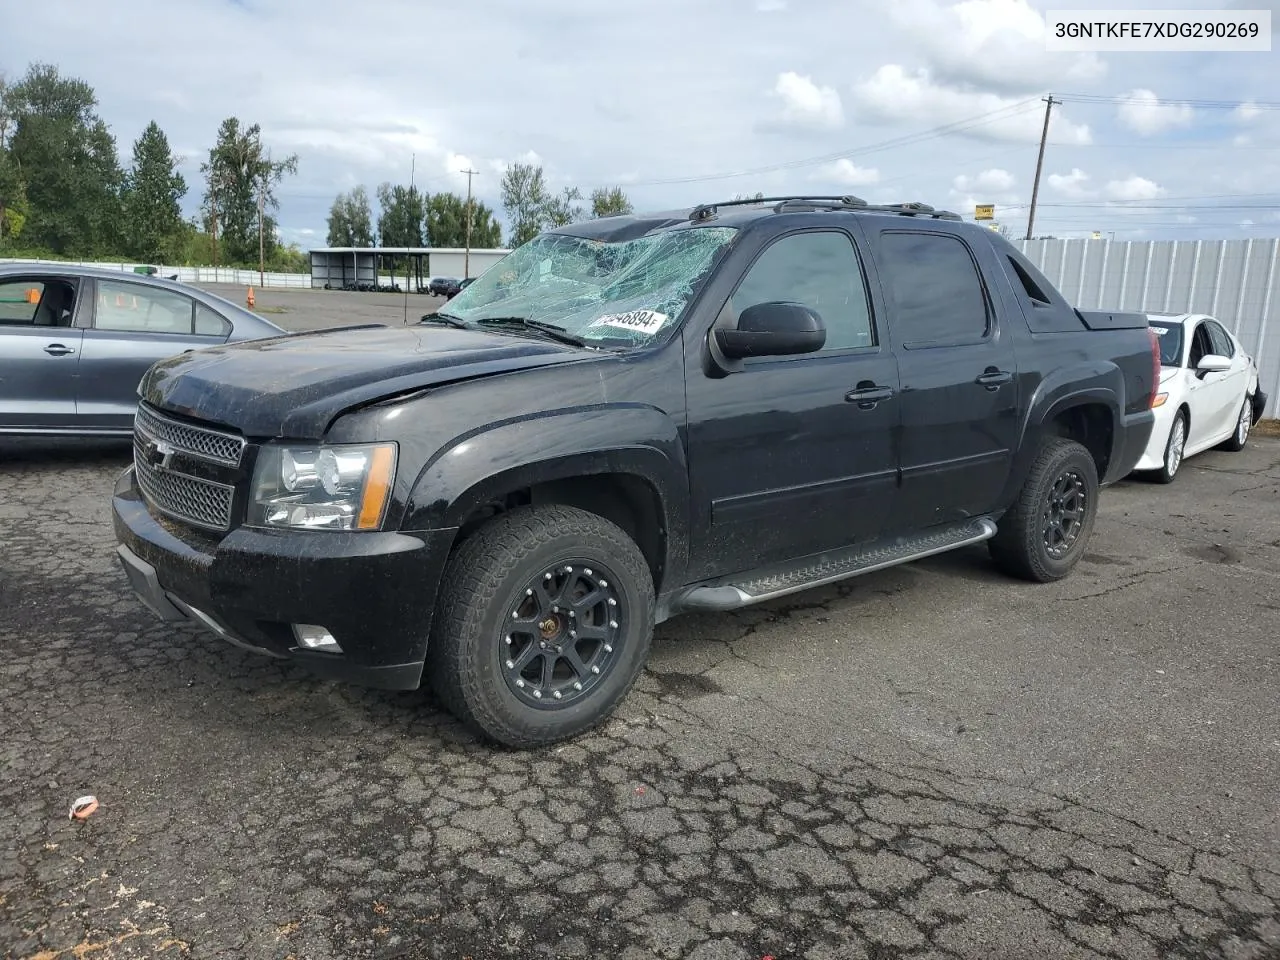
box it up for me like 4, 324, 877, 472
96, 280, 195, 334
877, 232, 991, 348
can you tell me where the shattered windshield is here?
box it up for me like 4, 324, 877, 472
440, 226, 739, 347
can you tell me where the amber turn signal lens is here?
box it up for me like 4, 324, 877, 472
356, 444, 397, 530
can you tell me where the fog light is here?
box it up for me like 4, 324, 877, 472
293, 624, 342, 653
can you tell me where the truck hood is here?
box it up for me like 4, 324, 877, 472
140, 324, 595, 439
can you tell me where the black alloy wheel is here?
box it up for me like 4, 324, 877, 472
1042, 469, 1087, 560
501, 561, 625, 707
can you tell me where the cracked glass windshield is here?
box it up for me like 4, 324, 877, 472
439, 226, 739, 347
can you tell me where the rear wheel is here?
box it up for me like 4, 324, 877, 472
989, 436, 1099, 583
1154, 410, 1188, 483
426, 504, 655, 748
1218, 394, 1252, 452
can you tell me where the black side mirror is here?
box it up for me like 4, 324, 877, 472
714, 302, 826, 360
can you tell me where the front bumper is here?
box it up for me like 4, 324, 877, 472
1132, 399, 1178, 473
111, 465, 457, 690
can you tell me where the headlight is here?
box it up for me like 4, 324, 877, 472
248, 442, 397, 531
1152, 392, 1168, 408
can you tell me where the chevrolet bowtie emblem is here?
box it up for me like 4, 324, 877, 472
146, 438, 177, 470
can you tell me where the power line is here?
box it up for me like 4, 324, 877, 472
1056, 93, 1280, 110
624, 98, 1044, 186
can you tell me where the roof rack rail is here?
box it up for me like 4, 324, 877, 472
866, 201, 964, 221
689, 195, 867, 221
688, 195, 963, 222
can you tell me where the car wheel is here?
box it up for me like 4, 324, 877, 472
1218, 394, 1252, 452
1154, 410, 1188, 483
426, 504, 655, 748
988, 436, 1099, 583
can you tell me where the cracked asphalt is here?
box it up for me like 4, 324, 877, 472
2, 291, 1279, 959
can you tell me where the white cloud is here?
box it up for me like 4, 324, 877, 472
850, 65, 1091, 144
953, 168, 1015, 193
1234, 134, 1253, 147
1047, 168, 1092, 199
891, 0, 1105, 94
816, 159, 880, 187
773, 71, 844, 129
1117, 89, 1194, 136
756, 0, 787, 10
1233, 101, 1261, 123
1105, 176, 1165, 201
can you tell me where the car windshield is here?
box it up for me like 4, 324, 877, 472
1150, 320, 1183, 366
440, 226, 739, 347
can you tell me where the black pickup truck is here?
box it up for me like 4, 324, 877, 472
112, 196, 1158, 747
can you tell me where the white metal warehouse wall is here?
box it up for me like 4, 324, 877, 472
1015, 238, 1280, 416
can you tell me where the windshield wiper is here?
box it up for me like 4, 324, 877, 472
474, 316, 588, 347
419, 311, 469, 329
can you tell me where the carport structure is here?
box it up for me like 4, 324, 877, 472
309, 247, 511, 291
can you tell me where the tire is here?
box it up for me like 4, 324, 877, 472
1218, 393, 1253, 452
989, 436, 1099, 583
1153, 410, 1188, 484
426, 504, 655, 748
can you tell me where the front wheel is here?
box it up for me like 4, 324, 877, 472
989, 436, 1099, 583
426, 504, 655, 748
1153, 410, 1188, 484
1218, 394, 1253, 452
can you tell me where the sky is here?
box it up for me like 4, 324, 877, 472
4, 0, 1279, 247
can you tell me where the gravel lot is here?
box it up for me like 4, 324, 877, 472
2, 287, 1279, 959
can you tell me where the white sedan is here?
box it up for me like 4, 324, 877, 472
1134, 312, 1266, 483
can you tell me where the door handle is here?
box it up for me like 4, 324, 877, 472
845, 384, 895, 409
975, 369, 1013, 390
43, 343, 76, 356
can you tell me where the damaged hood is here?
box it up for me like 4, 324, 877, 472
139, 324, 594, 439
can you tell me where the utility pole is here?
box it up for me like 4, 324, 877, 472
462, 168, 479, 278
1025, 95, 1057, 241
257, 176, 265, 287
209, 177, 219, 268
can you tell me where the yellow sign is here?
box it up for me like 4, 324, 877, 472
974, 204, 994, 221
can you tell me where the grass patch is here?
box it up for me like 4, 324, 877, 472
1253, 418, 1280, 438
253, 306, 290, 315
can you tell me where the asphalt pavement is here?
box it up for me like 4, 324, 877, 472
2, 288, 1278, 959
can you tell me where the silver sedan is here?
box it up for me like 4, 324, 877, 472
0, 264, 286, 437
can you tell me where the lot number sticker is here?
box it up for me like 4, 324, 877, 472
589, 309, 669, 335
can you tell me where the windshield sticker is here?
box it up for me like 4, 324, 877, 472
589, 309, 669, 335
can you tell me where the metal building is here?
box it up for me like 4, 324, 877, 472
1016, 237, 1280, 416
309, 247, 511, 290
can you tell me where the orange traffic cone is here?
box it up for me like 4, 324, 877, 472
246, 286, 256, 308
25, 287, 39, 303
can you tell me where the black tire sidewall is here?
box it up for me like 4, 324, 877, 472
447, 515, 654, 745
1031, 442, 1099, 578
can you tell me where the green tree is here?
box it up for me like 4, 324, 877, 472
424, 191, 502, 248
500, 162, 586, 246
590, 186, 633, 218
121, 120, 186, 263
544, 185, 583, 228
6, 62, 123, 255
326, 185, 374, 247
375, 182, 425, 247
0, 74, 29, 247
201, 117, 298, 265
468, 203, 503, 248
500, 162, 550, 247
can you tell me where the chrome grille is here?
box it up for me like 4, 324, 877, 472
135, 403, 245, 466
133, 407, 242, 532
